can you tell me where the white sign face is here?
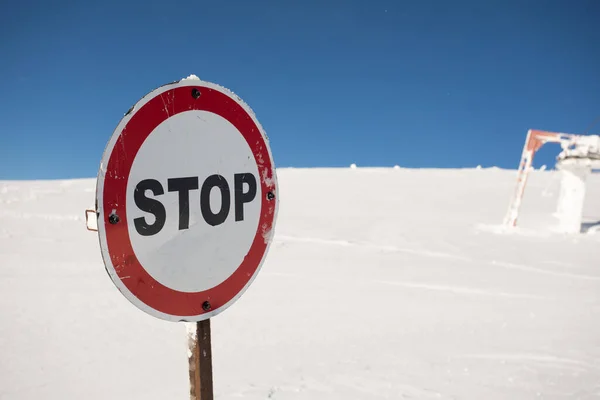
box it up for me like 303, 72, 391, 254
95, 77, 278, 322
127, 110, 261, 293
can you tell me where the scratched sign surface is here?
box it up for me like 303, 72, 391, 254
95, 76, 278, 322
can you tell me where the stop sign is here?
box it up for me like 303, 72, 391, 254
95, 76, 278, 322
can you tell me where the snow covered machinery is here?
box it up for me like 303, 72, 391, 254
503, 129, 600, 232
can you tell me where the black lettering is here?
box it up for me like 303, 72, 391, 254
200, 174, 230, 226
234, 173, 257, 221
134, 179, 166, 236
168, 177, 199, 230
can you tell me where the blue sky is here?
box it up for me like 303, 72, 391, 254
1, 0, 598, 179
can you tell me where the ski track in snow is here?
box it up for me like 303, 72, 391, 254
456, 353, 598, 370
275, 234, 600, 282
374, 280, 546, 300
489, 260, 600, 281
276, 234, 472, 261
0, 210, 82, 221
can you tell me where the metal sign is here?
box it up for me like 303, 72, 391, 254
94, 76, 278, 322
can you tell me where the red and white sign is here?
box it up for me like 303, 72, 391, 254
95, 76, 278, 321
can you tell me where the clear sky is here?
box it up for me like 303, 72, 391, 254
1, 0, 598, 179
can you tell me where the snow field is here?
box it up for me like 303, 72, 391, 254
0, 168, 599, 399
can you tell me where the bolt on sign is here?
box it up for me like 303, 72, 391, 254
92, 75, 278, 322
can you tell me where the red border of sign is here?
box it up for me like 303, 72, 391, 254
102, 85, 276, 317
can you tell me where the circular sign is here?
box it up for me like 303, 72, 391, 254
95, 76, 278, 322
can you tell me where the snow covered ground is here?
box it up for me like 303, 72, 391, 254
1, 167, 599, 399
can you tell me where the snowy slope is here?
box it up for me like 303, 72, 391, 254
0, 168, 599, 399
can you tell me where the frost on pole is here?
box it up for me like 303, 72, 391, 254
554, 135, 600, 233
92, 75, 279, 322
504, 129, 600, 233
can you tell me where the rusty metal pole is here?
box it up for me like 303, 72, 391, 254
188, 319, 213, 400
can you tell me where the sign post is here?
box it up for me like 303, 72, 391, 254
91, 75, 278, 399
188, 319, 213, 400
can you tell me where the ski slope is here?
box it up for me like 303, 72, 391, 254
1, 167, 599, 399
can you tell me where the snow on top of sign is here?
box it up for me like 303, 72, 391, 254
182, 74, 201, 81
